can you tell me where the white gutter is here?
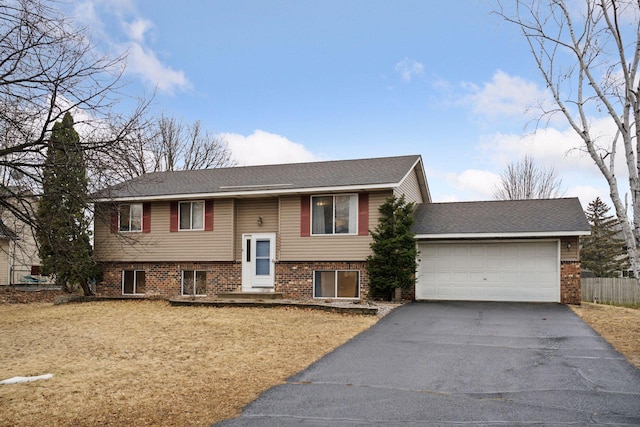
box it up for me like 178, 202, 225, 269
415, 230, 591, 239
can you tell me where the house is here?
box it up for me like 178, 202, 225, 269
92, 155, 590, 304
0, 196, 51, 286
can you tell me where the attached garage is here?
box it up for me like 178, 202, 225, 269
412, 198, 591, 304
416, 240, 559, 302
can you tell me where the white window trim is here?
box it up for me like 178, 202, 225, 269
178, 200, 205, 231
313, 269, 360, 299
122, 270, 145, 295
119, 203, 142, 233
310, 194, 358, 236
181, 270, 207, 296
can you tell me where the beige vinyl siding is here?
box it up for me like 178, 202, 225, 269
279, 191, 392, 261
233, 198, 279, 260
560, 236, 580, 261
394, 167, 423, 204
94, 199, 234, 262
0, 240, 8, 285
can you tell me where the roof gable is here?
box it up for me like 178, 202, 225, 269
96, 155, 426, 201
413, 198, 591, 237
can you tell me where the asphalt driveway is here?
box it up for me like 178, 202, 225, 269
217, 302, 640, 426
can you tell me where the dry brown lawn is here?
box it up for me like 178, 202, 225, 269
2, 298, 638, 427
570, 302, 640, 369
0, 300, 377, 426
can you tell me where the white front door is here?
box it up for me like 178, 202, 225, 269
242, 233, 276, 291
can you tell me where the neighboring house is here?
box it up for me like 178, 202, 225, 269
0, 219, 17, 285
0, 197, 51, 286
92, 155, 591, 304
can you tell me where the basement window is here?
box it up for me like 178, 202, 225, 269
122, 270, 145, 295
313, 270, 359, 299
182, 270, 207, 296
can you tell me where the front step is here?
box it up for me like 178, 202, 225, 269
216, 292, 284, 300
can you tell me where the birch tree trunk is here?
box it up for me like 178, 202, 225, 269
496, 0, 640, 282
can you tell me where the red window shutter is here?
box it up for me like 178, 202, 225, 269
142, 203, 151, 233
358, 193, 369, 236
205, 200, 214, 231
170, 201, 178, 232
110, 206, 118, 233
300, 195, 310, 237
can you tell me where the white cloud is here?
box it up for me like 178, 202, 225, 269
446, 169, 501, 199
567, 185, 606, 210
123, 18, 153, 43
395, 58, 424, 82
126, 43, 190, 93
464, 70, 553, 121
479, 117, 627, 180
221, 130, 320, 166
72, 0, 190, 94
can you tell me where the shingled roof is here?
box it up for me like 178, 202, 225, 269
95, 155, 427, 201
413, 198, 591, 238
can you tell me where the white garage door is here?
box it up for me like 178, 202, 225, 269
416, 241, 559, 302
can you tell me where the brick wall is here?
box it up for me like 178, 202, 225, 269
98, 261, 370, 300
275, 261, 368, 299
98, 262, 242, 298
560, 260, 581, 304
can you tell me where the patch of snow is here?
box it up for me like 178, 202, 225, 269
0, 373, 53, 385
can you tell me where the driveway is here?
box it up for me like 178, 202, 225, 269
217, 302, 640, 426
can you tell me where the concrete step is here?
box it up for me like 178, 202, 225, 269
216, 292, 284, 300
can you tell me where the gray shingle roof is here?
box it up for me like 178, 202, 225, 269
95, 155, 423, 200
413, 198, 591, 237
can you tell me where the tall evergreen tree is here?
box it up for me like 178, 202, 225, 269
367, 195, 417, 300
36, 113, 98, 295
581, 197, 629, 278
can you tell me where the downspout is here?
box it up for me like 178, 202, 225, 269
8, 238, 13, 285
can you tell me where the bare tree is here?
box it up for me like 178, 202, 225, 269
0, 0, 149, 224
495, 0, 640, 280
100, 114, 236, 182
494, 155, 564, 200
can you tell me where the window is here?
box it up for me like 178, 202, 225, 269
311, 195, 357, 235
179, 201, 204, 230
119, 203, 142, 232
314, 270, 359, 298
122, 270, 145, 294
182, 270, 207, 296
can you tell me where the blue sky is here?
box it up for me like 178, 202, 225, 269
70, 0, 612, 207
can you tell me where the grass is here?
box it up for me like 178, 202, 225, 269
570, 302, 640, 369
0, 300, 377, 426
1, 298, 638, 426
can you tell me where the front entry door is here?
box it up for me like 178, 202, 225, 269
242, 233, 276, 291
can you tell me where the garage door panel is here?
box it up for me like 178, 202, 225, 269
416, 241, 559, 302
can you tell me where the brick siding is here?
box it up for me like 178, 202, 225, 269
98, 262, 242, 298
275, 261, 368, 299
98, 261, 370, 300
560, 260, 581, 304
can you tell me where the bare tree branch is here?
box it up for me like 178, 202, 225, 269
495, 0, 640, 281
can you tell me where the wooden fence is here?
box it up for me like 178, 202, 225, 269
582, 278, 640, 305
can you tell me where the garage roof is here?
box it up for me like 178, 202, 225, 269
413, 198, 591, 238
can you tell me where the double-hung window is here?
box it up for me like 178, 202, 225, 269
179, 201, 204, 230
311, 194, 357, 235
314, 270, 360, 298
119, 203, 142, 232
182, 270, 206, 296
122, 270, 145, 294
